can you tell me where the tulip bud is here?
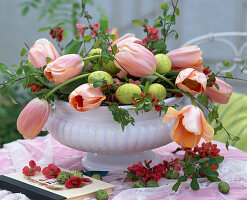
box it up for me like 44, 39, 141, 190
155, 54, 172, 74
88, 48, 102, 56
114, 42, 157, 77
44, 54, 84, 85
115, 83, 142, 104
103, 61, 120, 75
148, 83, 166, 100
88, 71, 113, 85
166, 46, 203, 71
17, 98, 50, 139
28, 38, 59, 69
69, 83, 106, 112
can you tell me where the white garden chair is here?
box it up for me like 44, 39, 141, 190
182, 32, 247, 94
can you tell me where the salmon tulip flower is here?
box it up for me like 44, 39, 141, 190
111, 33, 141, 49
44, 54, 84, 85
28, 38, 59, 69
175, 68, 207, 95
204, 77, 233, 104
166, 46, 204, 71
114, 42, 157, 77
69, 83, 106, 112
163, 105, 214, 148
17, 98, 50, 139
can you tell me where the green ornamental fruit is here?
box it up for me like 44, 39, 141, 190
70, 170, 83, 179
148, 83, 167, 100
155, 54, 172, 74
91, 173, 102, 181
146, 180, 159, 187
95, 189, 109, 200
57, 172, 70, 184
88, 71, 114, 85
88, 48, 102, 56
132, 181, 145, 188
218, 182, 230, 194
115, 83, 142, 105
166, 170, 179, 179
103, 61, 120, 75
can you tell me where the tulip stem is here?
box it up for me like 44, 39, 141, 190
153, 72, 176, 89
82, 55, 101, 62
166, 88, 195, 105
45, 73, 90, 100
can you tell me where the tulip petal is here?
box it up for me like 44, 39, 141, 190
183, 131, 201, 148
182, 106, 202, 135
171, 117, 184, 146
163, 107, 180, 122
201, 113, 214, 142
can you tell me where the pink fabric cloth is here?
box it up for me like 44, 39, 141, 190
0, 135, 247, 200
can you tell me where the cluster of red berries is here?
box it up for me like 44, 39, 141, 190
126, 159, 181, 183
142, 26, 160, 45
184, 142, 220, 159
50, 27, 64, 42
203, 67, 216, 87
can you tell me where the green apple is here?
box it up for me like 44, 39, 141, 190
155, 54, 172, 74
115, 83, 142, 105
148, 83, 166, 100
103, 61, 120, 75
88, 71, 113, 85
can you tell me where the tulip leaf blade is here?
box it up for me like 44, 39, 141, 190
62, 39, 83, 55
132, 19, 145, 27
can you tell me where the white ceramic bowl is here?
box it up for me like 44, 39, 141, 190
44, 97, 185, 171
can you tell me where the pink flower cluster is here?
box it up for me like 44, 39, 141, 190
142, 26, 160, 45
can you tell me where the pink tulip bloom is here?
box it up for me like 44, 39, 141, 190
28, 38, 59, 69
163, 105, 214, 148
175, 68, 207, 95
44, 54, 84, 85
204, 77, 233, 104
166, 46, 204, 71
69, 83, 106, 112
114, 42, 157, 77
17, 98, 50, 139
111, 33, 141, 49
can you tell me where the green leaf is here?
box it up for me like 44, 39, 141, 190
172, 181, 181, 192
22, 6, 29, 16
178, 176, 187, 182
93, 40, 101, 48
207, 176, 221, 182
214, 122, 223, 134
214, 156, 224, 163
0, 63, 12, 75
175, 8, 180, 16
100, 19, 108, 33
190, 176, 199, 190
93, 81, 103, 88
197, 157, 210, 163
7, 88, 17, 104
62, 40, 83, 55
143, 81, 149, 95
223, 60, 231, 67
199, 166, 219, 177
16, 68, 23, 75
185, 164, 195, 176
153, 20, 163, 28
226, 72, 233, 78
160, 3, 169, 12
46, 57, 52, 63
84, 34, 92, 43
20, 48, 27, 57
22, 78, 29, 89
133, 93, 141, 99
38, 27, 50, 32
112, 44, 117, 55
197, 94, 209, 107
109, 34, 116, 42
226, 141, 229, 150
132, 19, 145, 27
233, 136, 240, 141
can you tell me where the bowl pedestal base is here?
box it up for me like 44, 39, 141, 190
82, 151, 160, 171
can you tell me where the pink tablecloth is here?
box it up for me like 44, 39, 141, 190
0, 134, 247, 200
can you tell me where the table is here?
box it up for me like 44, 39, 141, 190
0, 134, 247, 200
